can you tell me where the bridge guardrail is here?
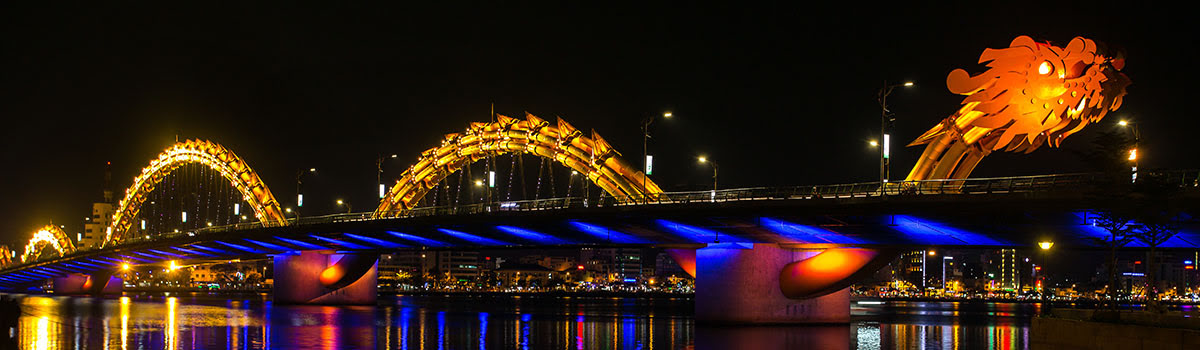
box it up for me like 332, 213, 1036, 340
76, 170, 1200, 252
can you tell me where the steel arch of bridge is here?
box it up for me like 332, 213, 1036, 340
21, 224, 75, 263
375, 114, 663, 217
0, 246, 12, 268
106, 139, 287, 246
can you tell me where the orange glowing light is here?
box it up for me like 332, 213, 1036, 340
779, 248, 888, 299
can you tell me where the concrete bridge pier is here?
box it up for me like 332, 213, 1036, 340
272, 251, 378, 305
51, 272, 123, 295
694, 243, 888, 324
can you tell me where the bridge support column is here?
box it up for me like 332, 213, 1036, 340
51, 273, 122, 295
272, 251, 378, 305
696, 243, 855, 324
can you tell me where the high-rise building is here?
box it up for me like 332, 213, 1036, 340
615, 248, 642, 278
80, 162, 115, 249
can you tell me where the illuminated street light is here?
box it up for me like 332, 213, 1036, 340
121, 263, 130, 271
297, 168, 317, 212
869, 140, 879, 147
474, 180, 484, 187
379, 154, 400, 199
1117, 119, 1141, 182
698, 156, 719, 200
642, 110, 674, 204
1039, 241, 1054, 250
928, 250, 936, 256
336, 199, 352, 213
285, 207, 292, 214
878, 80, 914, 186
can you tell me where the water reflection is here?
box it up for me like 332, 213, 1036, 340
3, 293, 1043, 349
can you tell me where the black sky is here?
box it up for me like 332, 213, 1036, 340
2, 3, 1197, 245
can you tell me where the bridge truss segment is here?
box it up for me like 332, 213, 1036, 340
21, 224, 76, 263
0, 246, 12, 267
376, 114, 664, 217
105, 139, 288, 246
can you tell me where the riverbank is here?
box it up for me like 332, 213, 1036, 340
1033, 309, 1200, 349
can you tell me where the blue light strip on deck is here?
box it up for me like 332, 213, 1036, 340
655, 220, 747, 243
343, 233, 408, 248
495, 226, 570, 244
244, 239, 297, 252
274, 236, 327, 250
214, 241, 268, 254
436, 229, 509, 246
385, 231, 449, 247
172, 247, 215, 257
567, 221, 646, 244
147, 249, 184, 257
309, 235, 372, 250
760, 217, 869, 244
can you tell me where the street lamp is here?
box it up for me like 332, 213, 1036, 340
698, 156, 718, 201
378, 154, 399, 199
296, 168, 317, 216
336, 199, 352, 213
642, 111, 673, 203
1118, 119, 1141, 182
878, 80, 914, 188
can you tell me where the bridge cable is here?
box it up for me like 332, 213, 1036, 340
534, 157, 545, 200
506, 154, 516, 201
518, 154, 528, 201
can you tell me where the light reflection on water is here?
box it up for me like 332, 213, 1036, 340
2, 293, 1037, 349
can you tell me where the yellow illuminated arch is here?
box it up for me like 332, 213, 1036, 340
21, 225, 76, 263
105, 139, 287, 246
375, 114, 663, 217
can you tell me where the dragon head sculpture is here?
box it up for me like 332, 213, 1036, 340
910, 36, 1131, 153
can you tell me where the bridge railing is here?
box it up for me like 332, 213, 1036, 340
101, 170, 1200, 250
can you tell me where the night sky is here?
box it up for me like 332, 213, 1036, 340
2, 3, 1196, 246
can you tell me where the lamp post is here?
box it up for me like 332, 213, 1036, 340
877, 81, 914, 191
1039, 241, 1054, 304
378, 154, 398, 199
698, 156, 718, 201
296, 168, 316, 217
336, 199, 352, 214
1118, 119, 1141, 182
642, 111, 672, 203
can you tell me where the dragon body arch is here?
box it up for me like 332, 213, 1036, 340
21, 225, 76, 263
106, 139, 288, 246
376, 114, 662, 217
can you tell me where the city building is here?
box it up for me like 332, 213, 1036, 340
80, 162, 115, 250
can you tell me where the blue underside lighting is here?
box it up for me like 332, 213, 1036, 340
567, 221, 646, 244
309, 235, 373, 250
189, 245, 232, 256
172, 247, 215, 257
274, 236, 327, 250
386, 231, 449, 247
72, 261, 104, 269
244, 239, 297, 252
118, 255, 152, 263
214, 241, 268, 254
437, 228, 509, 246
655, 220, 747, 243
147, 249, 184, 257
495, 226, 569, 244
760, 217, 869, 244
891, 215, 1011, 246
131, 251, 168, 260
343, 233, 408, 248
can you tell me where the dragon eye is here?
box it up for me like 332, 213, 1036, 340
1038, 61, 1053, 75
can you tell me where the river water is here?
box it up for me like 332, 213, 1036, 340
2, 293, 1036, 349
